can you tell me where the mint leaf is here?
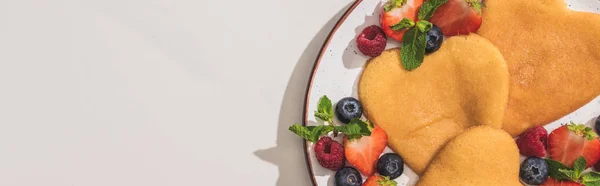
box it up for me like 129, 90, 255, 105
584, 181, 600, 186
315, 95, 333, 122
418, 0, 449, 20
546, 159, 574, 181
315, 113, 333, 122
416, 20, 433, 33
289, 124, 318, 142
336, 118, 372, 140
384, 0, 407, 12
583, 172, 600, 184
390, 18, 415, 31
559, 169, 578, 182
309, 125, 335, 140
400, 27, 427, 71
467, 0, 485, 15
289, 124, 334, 142
575, 157, 587, 178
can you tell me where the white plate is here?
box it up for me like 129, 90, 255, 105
301, 0, 600, 185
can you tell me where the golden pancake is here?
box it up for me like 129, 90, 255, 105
478, 0, 600, 136
358, 34, 509, 174
416, 126, 521, 186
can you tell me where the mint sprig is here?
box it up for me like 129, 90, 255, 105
401, 27, 427, 71
288, 120, 372, 142
393, 0, 449, 71
289, 124, 335, 142
547, 157, 600, 186
289, 95, 373, 142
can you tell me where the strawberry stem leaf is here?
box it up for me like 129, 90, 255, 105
377, 176, 398, 186
566, 122, 599, 141
384, 0, 407, 12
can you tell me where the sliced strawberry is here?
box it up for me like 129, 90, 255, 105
380, 0, 424, 42
362, 175, 397, 186
540, 177, 582, 186
344, 125, 388, 176
428, 0, 484, 36
548, 123, 600, 168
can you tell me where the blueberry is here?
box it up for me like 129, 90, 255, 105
595, 116, 600, 133
335, 97, 363, 124
335, 166, 362, 186
376, 153, 404, 179
425, 25, 443, 54
519, 157, 549, 185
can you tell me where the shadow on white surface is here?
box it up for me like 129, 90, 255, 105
342, 1, 381, 69
253, 2, 353, 186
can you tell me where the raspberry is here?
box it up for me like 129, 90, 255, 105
314, 136, 345, 171
356, 25, 387, 57
516, 126, 548, 157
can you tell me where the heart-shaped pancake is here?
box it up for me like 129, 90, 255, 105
478, 0, 600, 136
416, 126, 521, 186
358, 34, 509, 174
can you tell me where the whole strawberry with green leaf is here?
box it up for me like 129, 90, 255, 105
548, 122, 600, 168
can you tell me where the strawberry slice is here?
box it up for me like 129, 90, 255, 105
344, 125, 388, 176
428, 0, 484, 36
380, 0, 424, 42
548, 122, 600, 168
540, 177, 582, 186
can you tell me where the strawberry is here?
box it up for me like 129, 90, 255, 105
540, 177, 582, 186
362, 175, 397, 186
428, 0, 484, 36
344, 125, 388, 176
380, 0, 425, 42
548, 122, 600, 168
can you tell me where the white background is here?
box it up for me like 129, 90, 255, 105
0, 0, 354, 185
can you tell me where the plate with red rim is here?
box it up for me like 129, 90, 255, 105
299, 0, 600, 185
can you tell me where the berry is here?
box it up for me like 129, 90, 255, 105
376, 153, 404, 179
548, 122, 600, 168
345, 126, 388, 176
380, 0, 425, 42
425, 25, 443, 54
335, 97, 363, 124
362, 175, 398, 186
428, 0, 484, 36
540, 177, 582, 186
334, 167, 362, 186
356, 25, 387, 57
314, 136, 345, 171
516, 126, 548, 157
519, 157, 549, 185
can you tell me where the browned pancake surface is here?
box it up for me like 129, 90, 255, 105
478, 0, 600, 136
358, 34, 509, 174
416, 126, 521, 186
